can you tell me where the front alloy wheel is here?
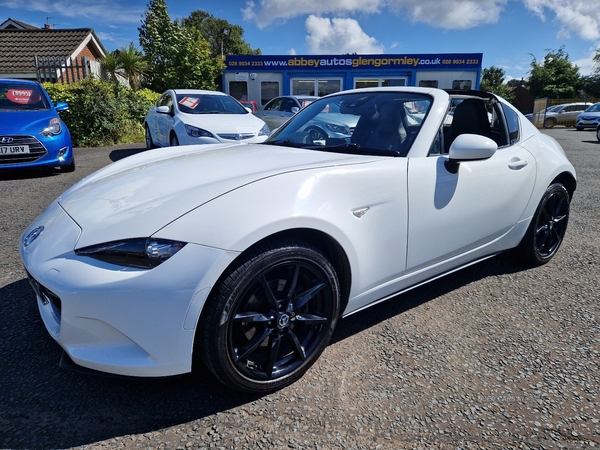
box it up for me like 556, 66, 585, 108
516, 183, 570, 265
200, 239, 340, 393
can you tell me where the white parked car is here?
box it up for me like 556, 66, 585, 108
144, 89, 270, 148
20, 87, 576, 393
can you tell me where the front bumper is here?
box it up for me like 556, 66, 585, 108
20, 202, 232, 377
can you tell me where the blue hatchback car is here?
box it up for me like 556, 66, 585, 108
0, 79, 74, 172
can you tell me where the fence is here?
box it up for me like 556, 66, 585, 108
531, 97, 600, 129
34, 55, 103, 84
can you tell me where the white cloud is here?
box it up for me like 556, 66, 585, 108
523, 0, 600, 41
243, 0, 382, 28
305, 15, 384, 54
0, 0, 143, 25
388, 0, 507, 30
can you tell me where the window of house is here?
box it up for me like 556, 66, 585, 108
229, 81, 248, 101
261, 81, 279, 105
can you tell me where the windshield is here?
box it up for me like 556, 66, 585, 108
266, 91, 432, 157
584, 103, 600, 113
0, 84, 50, 110
175, 93, 248, 115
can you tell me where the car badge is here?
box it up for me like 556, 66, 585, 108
23, 226, 44, 247
1, 137, 14, 144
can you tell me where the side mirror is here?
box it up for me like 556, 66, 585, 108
55, 101, 69, 112
445, 134, 498, 174
156, 105, 171, 114
291, 106, 300, 114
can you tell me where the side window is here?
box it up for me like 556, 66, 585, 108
264, 98, 283, 111
158, 94, 171, 108
502, 103, 520, 145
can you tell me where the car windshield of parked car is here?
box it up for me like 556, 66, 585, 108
0, 84, 50, 110
584, 103, 600, 112
266, 91, 432, 157
175, 94, 248, 115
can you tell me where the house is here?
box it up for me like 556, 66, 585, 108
0, 18, 107, 82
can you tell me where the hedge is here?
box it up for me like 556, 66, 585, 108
43, 79, 160, 147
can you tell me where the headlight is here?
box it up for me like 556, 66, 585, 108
75, 238, 187, 269
40, 118, 62, 137
258, 123, 270, 136
184, 124, 214, 138
326, 123, 350, 135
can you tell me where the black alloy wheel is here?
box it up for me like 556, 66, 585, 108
516, 183, 570, 265
200, 239, 340, 393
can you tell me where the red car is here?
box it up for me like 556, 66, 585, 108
239, 100, 259, 113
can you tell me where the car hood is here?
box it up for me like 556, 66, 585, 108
58, 143, 377, 248
0, 110, 56, 131
180, 112, 266, 132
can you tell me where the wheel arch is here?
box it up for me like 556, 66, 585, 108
192, 227, 352, 372
551, 171, 577, 199
204, 227, 352, 320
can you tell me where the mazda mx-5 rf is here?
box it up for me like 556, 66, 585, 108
20, 87, 576, 393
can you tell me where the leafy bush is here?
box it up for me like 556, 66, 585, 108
43, 79, 160, 147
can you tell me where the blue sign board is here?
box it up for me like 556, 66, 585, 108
225, 53, 483, 71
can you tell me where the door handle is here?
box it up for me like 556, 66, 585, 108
508, 159, 528, 170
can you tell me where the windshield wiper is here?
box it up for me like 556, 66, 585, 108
265, 139, 304, 148
316, 142, 400, 156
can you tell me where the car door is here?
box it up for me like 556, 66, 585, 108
255, 97, 285, 130
155, 93, 175, 146
406, 101, 536, 272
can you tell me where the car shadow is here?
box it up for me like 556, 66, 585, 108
108, 143, 148, 162
0, 168, 61, 181
0, 252, 528, 449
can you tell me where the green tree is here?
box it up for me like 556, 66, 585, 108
479, 66, 514, 101
138, 0, 222, 92
528, 46, 581, 99
117, 43, 148, 90
100, 43, 148, 90
182, 10, 261, 59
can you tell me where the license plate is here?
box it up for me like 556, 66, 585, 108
0, 145, 29, 154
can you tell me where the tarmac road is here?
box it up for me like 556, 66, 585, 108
0, 130, 598, 449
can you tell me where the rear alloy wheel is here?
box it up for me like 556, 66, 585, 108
545, 117, 556, 128
200, 239, 340, 393
516, 183, 570, 266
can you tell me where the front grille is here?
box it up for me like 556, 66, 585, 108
218, 133, 256, 141
25, 269, 62, 317
0, 135, 48, 165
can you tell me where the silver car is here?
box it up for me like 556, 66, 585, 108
543, 102, 589, 128
254, 95, 318, 130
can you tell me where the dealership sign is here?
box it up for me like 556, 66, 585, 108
225, 53, 483, 71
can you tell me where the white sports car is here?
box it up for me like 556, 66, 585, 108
20, 87, 576, 393
144, 89, 270, 148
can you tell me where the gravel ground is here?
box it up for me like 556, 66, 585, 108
0, 129, 598, 450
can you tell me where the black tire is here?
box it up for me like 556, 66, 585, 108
145, 125, 156, 149
596, 126, 600, 142
515, 183, 570, 266
576, 126, 583, 131
60, 160, 75, 173
306, 126, 327, 143
200, 239, 341, 393
170, 133, 179, 146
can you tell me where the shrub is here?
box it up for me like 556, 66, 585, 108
43, 79, 160, 147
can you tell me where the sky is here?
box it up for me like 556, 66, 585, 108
2, 0, 600, 82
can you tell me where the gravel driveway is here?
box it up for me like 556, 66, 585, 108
0, 130, 598, 449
